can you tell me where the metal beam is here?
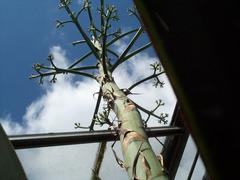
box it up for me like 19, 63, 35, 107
9, 126, 184, 149
187, 151, 199, 180
134, 1, 239, 179
9, 127, 184, 149
162, 104, 189, 179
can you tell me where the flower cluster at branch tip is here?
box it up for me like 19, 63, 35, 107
150, 62, 165, 88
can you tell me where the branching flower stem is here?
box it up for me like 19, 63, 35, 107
86, 1, 98, 39
76, 6, 85, 19
31, 1, 168, 179
107, 28, 139, 46
67, 29, 139, 69
101, 13, 108, 76
30, 68, 96, 81
132, 100, 168, 124
71, 65, 97, 71
119, 27, 143, 60
107, 49, 119, 58
89, 88, 103, 131
61, 0, 100, 59
111, 42, 151, 72
128, 71, 165, 91
68, 51, 93, 69
110, 27, 143, 71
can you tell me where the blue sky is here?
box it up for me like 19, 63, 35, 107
0, 1, 204, 179
0, 0, 143, 122
0, 0, 58, 121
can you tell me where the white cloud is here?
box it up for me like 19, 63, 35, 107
50, 46, 69, 68
23, 78, 98, 133
0, 45, 179, 179
0, 115, 24, 135
77, 0, 83, 5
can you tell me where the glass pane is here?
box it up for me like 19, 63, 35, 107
191, 158, 205, 180
175, 136, 206, 180
17, 144, 97, 180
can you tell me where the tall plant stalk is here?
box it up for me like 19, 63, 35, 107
98, 64, 167, 179
30, 0, 168, 179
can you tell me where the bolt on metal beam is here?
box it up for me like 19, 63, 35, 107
9, 126, 184, 149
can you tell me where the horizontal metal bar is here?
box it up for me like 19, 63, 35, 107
9, 126, 184, 149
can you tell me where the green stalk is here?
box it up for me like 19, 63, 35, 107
91, 142, 107, 180
98, 64, 168, 180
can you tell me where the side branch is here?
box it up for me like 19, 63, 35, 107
56, 20, 73, 28
111, 42, 151, 72
122, 42, 151, 62
132, 100, 168, 124
61, 0, 100, 59
86, 0, 98, 38
101, 1, 117, 76
76, 5, 85, 19
110, 27, 143, 71
107, 49, 119, 58
100, 0, 105, 36
128, 71, 165, 90
71, 65, 97, 71
30, 67, 96, 83
106, 28, 139, 47
72, 40, 86, 46
101, 18, 109, 76
89, 88, 103, 131
54, 68, 96, 79
68, 51, 93, 69
118, 27, 143, 61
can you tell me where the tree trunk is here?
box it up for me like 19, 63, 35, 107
100, 79, 168, 179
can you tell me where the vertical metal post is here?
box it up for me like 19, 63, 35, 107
187, 151, 199, 180
161, 104, 189, 179
134, 1, 239, 179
